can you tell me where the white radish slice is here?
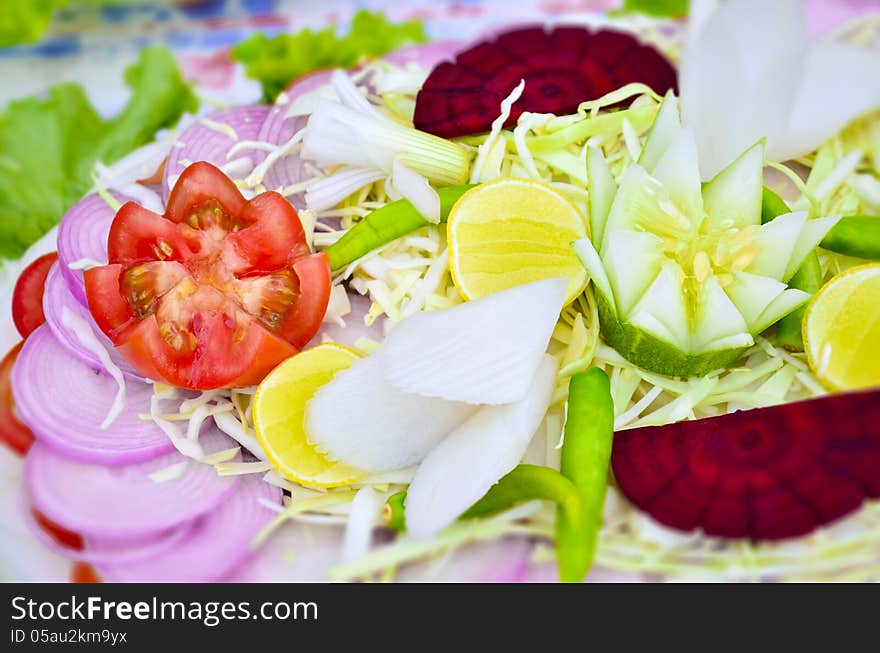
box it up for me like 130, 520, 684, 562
723, 271, 787, 332
97, 476, 281, 582
749, 211, 806, 280
702, 140, 764, 230
305, 354, 476, 473
691, 275, 751, 350
638, 90, 681, 174
341, 486, 387, 563
784, 214, 841, 282
378, 278, 567, 405
586, 146, 616, 246
602, 230, 664, 319
628, 261, 690, 351
751, 287, 810, 335
680, 0, 804, 180
404, 355, 558, 540
25, 427, 238, 539
775, 42, 880, 164
572, 237, 614, 314
650, 127, 703, 221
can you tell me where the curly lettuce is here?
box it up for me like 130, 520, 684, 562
231, 10, 427, 102
0, 46, 198, 259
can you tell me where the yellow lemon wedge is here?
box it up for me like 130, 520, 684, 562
447, 178, 589, 304
803, 263, 880, 391
253, 343, 366, 488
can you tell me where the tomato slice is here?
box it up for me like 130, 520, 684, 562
86, 162, 331, 390
71, 563, 102, 583
31, 508, 85, 551
136, 156, 167, 186
12, 252, 58, 339
0, 343, 35, 456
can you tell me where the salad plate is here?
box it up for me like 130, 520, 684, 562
1, 0, 879, 584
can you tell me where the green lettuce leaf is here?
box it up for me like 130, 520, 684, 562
232, 10, 427, 102
0, 46, 198, 259
0, 0, 67, 48
619, 0, 689, 18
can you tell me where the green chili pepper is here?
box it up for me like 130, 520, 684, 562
383, 491, 407, 532
819, 215, 880, 260
776, 253, 822, 350
761, 186, 792, 225
461, 464, 587, 582
558, 368, 614, 581
761, 187, 821, 350
461, 465, 580, 520
324, 184, 475, 271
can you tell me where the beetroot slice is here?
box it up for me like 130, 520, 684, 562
413, 26, 678, 138
611, 390, 880, 541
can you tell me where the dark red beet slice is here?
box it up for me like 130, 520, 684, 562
413, 25, 678, 138
611, 390, 880, 541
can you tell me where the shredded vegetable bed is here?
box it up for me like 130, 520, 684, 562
106, 11, 880, 582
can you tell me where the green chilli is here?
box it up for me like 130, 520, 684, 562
761, 187, 821, 350
760, 186, 791, 225
324, 184, 475, 271
462, 464, 586, 582
819, 216, 880, 260
763, 187, 880, 261
463, 368, 615, 583
776, 253, 822, 350
558, 368, 614, 582
383, 491, 407, 532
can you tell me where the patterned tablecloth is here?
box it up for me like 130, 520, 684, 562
0, 0, 874, 114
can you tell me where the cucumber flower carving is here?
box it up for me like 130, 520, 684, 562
574, 94, 841, 377
680, 0, 880, 180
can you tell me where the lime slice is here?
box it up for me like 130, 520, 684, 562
447, 178, 589, 304
803, 263, 880, 391
253, 343, 366, 488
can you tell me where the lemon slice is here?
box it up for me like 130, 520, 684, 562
447, 178, 589, 304
253, 343, 366, 488
803, 263, 880, 391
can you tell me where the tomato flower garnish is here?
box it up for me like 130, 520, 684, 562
85, 162, 331, 390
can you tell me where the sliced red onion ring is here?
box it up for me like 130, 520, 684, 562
42, 264, 142, 380
56, 192, 128, 305
235, 523, 532, 582
97, 476, 280, 582
25, 426, 238, 539
163, 105, 271, 201
228, 521, 345, 582
383, 41, 464, 70
396, 537, 532, 583
11, 325, 174, 464
257, 120, 311, 199
23, 497, 190, 565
